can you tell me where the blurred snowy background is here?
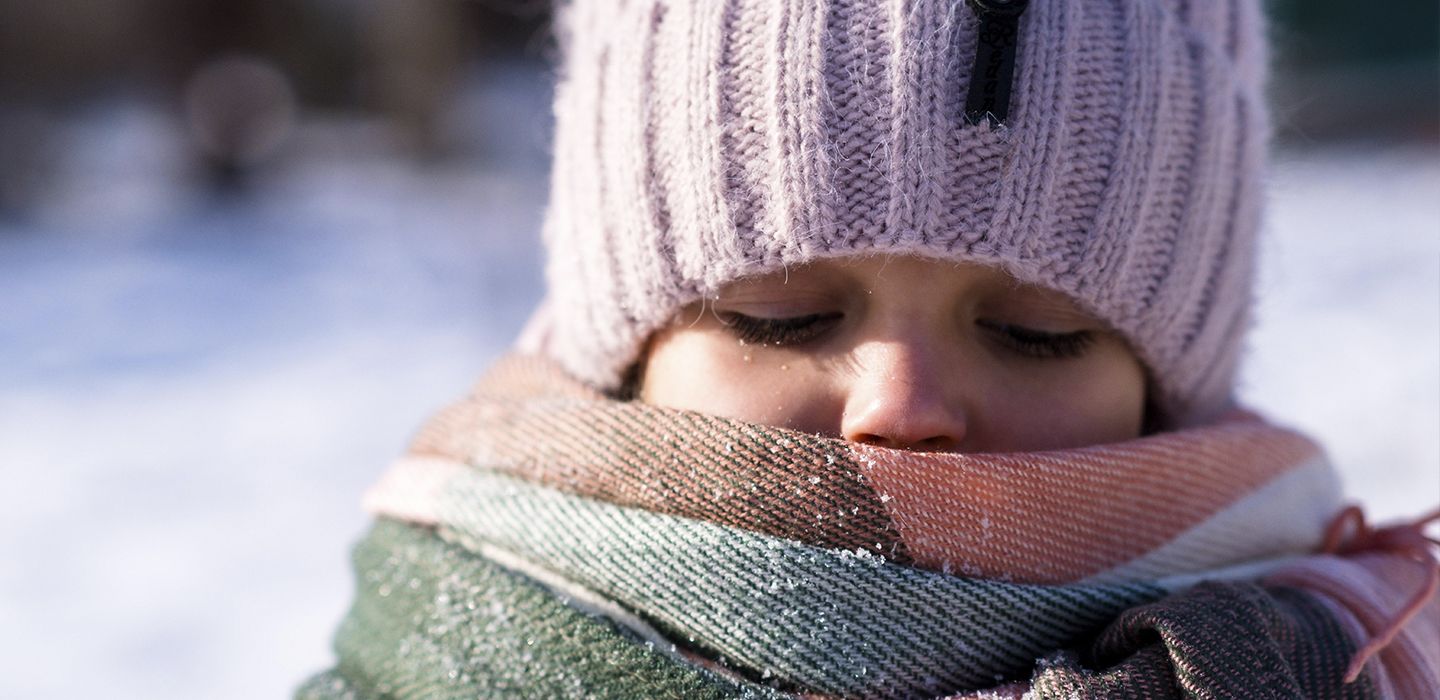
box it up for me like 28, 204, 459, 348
0, 2, 1435, 699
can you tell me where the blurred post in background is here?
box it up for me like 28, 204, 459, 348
1269, 0, 1438, 143
0, 2, 1435, 699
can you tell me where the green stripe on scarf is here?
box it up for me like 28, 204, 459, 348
296, 520, 785, 700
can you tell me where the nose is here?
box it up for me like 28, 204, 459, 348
840, 340, 968, 452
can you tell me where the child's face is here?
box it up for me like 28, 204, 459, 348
640, 256, 1148, 453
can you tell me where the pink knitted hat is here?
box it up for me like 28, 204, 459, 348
535, 0, 1269, 428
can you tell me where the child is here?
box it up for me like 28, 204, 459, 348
300, 0, 1439, 697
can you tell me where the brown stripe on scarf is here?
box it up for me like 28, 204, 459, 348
409, 354, 914, 560
1025, 581, 1378, 699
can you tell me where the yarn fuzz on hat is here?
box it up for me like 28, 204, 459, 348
536, 0, 1269, 429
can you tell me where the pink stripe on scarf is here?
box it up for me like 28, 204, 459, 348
854, 410, 1326, 583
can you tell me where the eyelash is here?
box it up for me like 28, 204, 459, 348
976, 320, 1095, 360
718, 313, 1095, 359
718, 312, 842, 346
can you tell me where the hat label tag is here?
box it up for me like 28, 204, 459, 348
963, 0, 1030, 127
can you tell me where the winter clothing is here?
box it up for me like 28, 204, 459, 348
297, 0, 1440, 697
297, 356, 1440, 699
538, 0, 1268, 428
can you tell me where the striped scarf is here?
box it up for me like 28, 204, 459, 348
297, 355, 1439, 699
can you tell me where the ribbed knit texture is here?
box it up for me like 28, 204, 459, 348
539, 0, 1269, 427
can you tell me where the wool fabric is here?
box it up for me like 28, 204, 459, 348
296, 355, 1440, 698
537, 0, 1269, 427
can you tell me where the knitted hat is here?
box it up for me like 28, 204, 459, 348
536, 0, 1269, 428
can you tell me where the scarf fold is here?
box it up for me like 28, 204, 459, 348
298, 355, 1439, 699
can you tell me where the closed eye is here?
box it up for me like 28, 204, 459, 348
977, 320, 1095, 359
717, 312, 843, 347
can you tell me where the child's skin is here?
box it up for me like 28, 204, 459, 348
641, 255, 1147, 453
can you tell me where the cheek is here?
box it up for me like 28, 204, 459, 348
641, 330, 839, 432
984, 350, 1146, 449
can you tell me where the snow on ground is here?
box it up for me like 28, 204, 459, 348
0, 94, 1435, 699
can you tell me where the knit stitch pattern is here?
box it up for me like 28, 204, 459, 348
540, 0, 1268, 426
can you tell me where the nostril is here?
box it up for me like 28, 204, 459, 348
855, 433, 893, 448
913, 435, 960, 453
852, 432, 959, 453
